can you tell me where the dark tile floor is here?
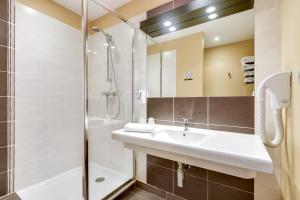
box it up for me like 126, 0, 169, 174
120, 187, 163, 200
0, 193, 21, 200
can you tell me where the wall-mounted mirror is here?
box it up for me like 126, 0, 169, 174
144, 0, 254, 97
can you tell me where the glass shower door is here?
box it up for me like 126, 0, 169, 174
87, 1, 135, 199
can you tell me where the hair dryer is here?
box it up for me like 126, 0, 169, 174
256, 72, 291, 147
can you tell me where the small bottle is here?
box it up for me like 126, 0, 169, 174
148, 117, 155, 125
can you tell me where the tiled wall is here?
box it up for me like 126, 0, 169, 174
141, 155, 254, 200
144, 97, 255, 199
88, 14, 147, 179
14, 3, 83, 190
147, 97, 255, 134
254, 0, 282, 199
88, 13, 146, 121
0, 0, 14, 197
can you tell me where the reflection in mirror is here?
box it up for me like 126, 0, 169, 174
146, 8, 254, 97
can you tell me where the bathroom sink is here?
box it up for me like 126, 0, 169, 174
112, 124, 273, 179
155, 129, 206, 146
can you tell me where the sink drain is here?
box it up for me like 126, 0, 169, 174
95, 177, 105, 183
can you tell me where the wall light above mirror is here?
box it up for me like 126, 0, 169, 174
142, 0, 255, 98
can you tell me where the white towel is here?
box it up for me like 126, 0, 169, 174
241, 64, 254, 71
241, 56, 255, 65
244, 70, 254, 77
244, 77, 254, 84
124, 123, 155, 133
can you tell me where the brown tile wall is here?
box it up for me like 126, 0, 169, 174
141, 155, 254, 200
146, 97, 254, 199
0, 0, 14, 197
147, 97, 255, 134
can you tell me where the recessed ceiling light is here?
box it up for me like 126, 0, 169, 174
214, 37, 220, 41
206, 6, 216, 13
25, 7, 36, 14
169, 26, 176, 32
163, 21, 172, 27
208, 13, 218, 20
104, 43, 109, 46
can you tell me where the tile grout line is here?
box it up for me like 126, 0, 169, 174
0, 169, 15, 176
172, 161, 174, 194
135, 184, 166, 200
133, 187, 165, 200
207, 169, 209, 200
154, 119, 254, 130
148, 162, 208, 182
0, 45, 15, 50
0, 18, 15, 26
166, 192, 186, 200
209, 180, 254, 194
172, 98, 174, 125
0, 70, 83, 81
207, 97, 209, 129
147, 162, 253, 196
148, 162, 173, 171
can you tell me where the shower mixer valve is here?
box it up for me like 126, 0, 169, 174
102, 91, 116, 97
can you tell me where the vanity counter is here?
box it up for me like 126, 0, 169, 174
112, 124, 272, 179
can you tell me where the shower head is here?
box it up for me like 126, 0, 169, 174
92, 26, 115, 48
92, 26, 111, 38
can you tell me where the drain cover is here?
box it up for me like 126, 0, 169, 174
95, 177, 105, 183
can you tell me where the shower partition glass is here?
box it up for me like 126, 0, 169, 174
87, 1, 137, 199
12, 0, 146, 199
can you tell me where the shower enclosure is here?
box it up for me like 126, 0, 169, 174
85, 0, 139, 199
9, 0, 146, 199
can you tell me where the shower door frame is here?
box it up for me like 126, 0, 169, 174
81, 0, 138, 199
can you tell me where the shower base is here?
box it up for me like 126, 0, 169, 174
17, 163, 131, 200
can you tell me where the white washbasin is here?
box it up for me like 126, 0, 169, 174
112, 124, 273, 179
155, 129, 206, 146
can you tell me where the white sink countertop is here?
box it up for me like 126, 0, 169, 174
112, 124, 273, 177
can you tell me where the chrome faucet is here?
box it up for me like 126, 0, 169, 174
182, 118, 189, 131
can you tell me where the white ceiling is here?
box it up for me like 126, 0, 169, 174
53, 0, 131, 20
152, 9, 255, 48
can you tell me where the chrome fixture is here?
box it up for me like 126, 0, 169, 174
95, 177, 105, 183
177, 162, 184, 187
93, 26, 121, 119
92, 27, 115, 49
82, 0, 89, 200
83, 1, 140, 199
182, 118, 189, 133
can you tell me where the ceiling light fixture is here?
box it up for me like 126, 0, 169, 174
205, 6, 216, 13
208, 13, 218, 20
163, 21, 172, 27
25, 7, 36, 14
169, 26, 176, 32
214, 37, 220, 41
